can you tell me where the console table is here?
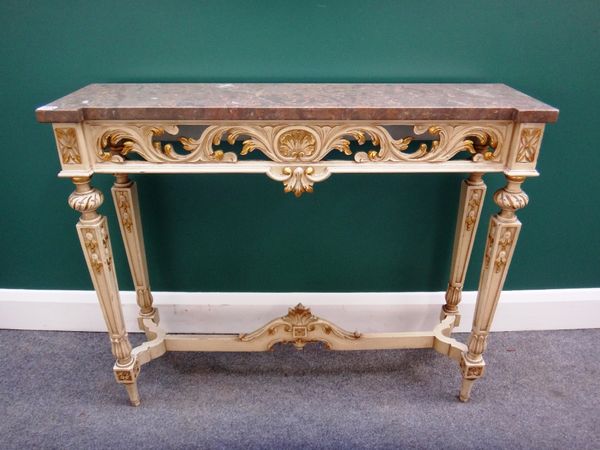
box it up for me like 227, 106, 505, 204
36, 83, 558, 405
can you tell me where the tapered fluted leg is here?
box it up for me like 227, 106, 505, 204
112, 174, 158, 329
68, 176, 141, 406
459, 175, 529, 401
443, 173, 487, 324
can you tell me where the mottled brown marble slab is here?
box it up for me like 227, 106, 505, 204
36, 83, 558, 123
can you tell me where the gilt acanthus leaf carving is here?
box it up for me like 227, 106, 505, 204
55, 128, 82, 164
267, 166, 330, 197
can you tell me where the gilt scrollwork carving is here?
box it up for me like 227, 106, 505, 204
239, 303, 361, 350
354, 124, 503, 163
97, 125, 180, 162
91, 123, 506, 165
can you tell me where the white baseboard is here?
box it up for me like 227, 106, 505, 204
0, 288, 598, 333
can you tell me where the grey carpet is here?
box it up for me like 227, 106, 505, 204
0, 328, 598, 449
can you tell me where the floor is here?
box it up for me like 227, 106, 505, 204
0, 328, 598, 449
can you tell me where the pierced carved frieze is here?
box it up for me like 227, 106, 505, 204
89, 123, 507, 165
354, 124, 504, 163
55, 127, 82, 164
239, 303, 361, 350
516, 128, 542, 163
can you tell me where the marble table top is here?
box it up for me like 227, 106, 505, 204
36, 83, 558, 123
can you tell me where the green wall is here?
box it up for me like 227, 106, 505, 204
1, 0, 598, 292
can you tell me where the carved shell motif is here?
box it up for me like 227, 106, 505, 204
277, 130, 317, 158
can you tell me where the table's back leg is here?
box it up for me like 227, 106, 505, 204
68, 176, 141, 406
459, 175, 528, 402
112, 174, 158, 329
443, 173, 487, 325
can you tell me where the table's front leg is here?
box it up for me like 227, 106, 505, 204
443, 173, 487, 323
112, 174, 157, 328
459, 175, 528, 402
68, 176, 141, 406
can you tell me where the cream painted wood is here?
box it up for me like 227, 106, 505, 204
68, 176, 140, 406
459, 175, 528, 402
111, 174, 156, 324
39, 84, 557, 405
443, 173, 487, 322
129, 307, 464, 355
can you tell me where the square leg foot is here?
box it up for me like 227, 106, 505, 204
459, 354, 485, 402
114, 359, 141, 406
